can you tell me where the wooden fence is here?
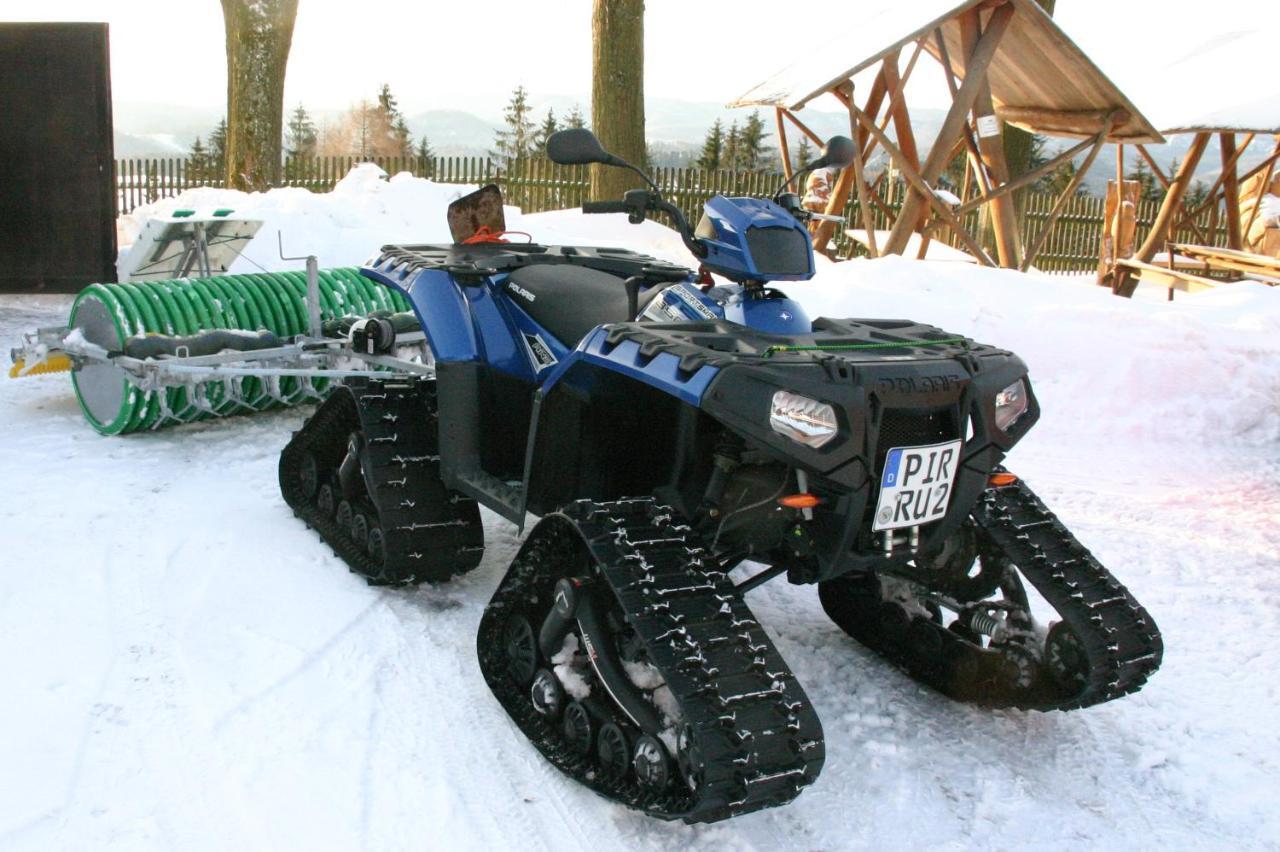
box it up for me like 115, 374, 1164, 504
113, 156, 1231, 274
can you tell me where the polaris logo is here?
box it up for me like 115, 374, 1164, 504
876, 374, 961, 394
508, 283, 536, 302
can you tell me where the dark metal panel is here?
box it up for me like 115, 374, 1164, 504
0, 23, 116, 293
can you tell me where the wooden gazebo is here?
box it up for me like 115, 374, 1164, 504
729, 0, 1161, 270
1099, 29, 1280, 296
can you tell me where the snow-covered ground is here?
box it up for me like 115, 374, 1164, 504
3, 171, 1279, 850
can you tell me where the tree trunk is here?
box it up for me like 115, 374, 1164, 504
590, 0, 645, 202
220, 0, 298, 191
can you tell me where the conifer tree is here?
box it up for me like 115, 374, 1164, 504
738, 110, 769, 171
492, 85, 535, 165
416, 135, 435, 177
533, 108, 559, 156
795, 137, 813, 170
564, 104, 587, 129
696, 119, 724, 170
723, 121, 741, 171
285, 103, 317, 159
188, 136, 211, 183
209, 118, 228, 182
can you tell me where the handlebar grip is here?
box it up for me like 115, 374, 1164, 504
582, 201, 630, 214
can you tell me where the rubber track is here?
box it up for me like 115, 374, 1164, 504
279, 377, 485, 585
820, 475, 1162, 711
477, 498, 824, 823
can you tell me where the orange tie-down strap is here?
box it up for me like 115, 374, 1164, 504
460, 226, 534, 245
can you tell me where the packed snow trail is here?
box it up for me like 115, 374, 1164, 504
3, 185, 1279, 848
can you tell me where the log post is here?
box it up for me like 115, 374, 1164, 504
882, 2, 1013, 257
775, 107, 793, 184
1114, 131, 1211, 297
1221, 133, 1242, 250
958, 8, 1020, 268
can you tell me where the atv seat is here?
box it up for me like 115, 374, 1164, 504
504, 264, 665, 347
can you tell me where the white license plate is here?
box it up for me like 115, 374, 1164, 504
872, 439, 963, 531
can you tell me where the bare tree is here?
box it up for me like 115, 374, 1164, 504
220, 0, 299, 190
590, 0, 645, 201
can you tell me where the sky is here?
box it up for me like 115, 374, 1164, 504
3, 0, 1273, 122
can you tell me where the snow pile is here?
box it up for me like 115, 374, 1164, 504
788, 255, 1280, 448
118, 164, 480, 274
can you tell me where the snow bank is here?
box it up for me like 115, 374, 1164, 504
787, 256, 1280, 448
120, 166, 1280, 449
118, 164, 480, 274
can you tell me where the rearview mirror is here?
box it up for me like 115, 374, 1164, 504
810, 135, 856, 171
547, 128, 612, 166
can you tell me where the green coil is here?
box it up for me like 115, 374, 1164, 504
68, 268, 413, 435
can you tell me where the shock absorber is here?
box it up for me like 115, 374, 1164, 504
965, 608, 1005, 639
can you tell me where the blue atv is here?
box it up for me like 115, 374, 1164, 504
278, 129, 1162, 823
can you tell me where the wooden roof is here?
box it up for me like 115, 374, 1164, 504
729, 0, 1162, 143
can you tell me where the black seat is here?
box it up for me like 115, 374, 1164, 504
504, 264, 636, 347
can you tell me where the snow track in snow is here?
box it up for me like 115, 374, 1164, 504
3, 250, 1279, 849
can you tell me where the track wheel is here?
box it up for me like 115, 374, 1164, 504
1045, 621, 1088, 694
297, 452, 319, 500
335, 499, 354, 532
562, 701, 594, 757
366, 526, 385, 564
502, 615, 538, 687
676, 723, 705, 792
530, 669, 565, 718
632, 734, 671, 791
316, 483, 336, 518
350, 512, 369, 550
597, 723, 630, 780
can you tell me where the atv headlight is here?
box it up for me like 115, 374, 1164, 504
770, 390, 838, 448
994, 379, 1029, 431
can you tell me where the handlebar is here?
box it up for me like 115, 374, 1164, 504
582, 200, 630, 214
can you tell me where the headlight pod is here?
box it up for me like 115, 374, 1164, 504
769, 390, 838, 448
994, 379, 1029, 431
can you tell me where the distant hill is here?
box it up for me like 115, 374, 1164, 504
111, 97, 1263, 196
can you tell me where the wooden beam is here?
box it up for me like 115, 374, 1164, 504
933, 27, 994, 199
941, 133, 1096, 219
846, 97, 879, 258
1240, 138, 1280, 182
1115, 131, 1212, 297
1221, 133, 1243, 250
1021, 118, 1112, 271
879, 50, 920, 173
997, 106, 1131, 139
852, 70, 889, 157
851, 103, 997, 266
1183, 132, 1255, 220
775, 107, 793, 184
883, 2, 1015, 257
1137, 141, 1212, 248
781, 109, 824, 148
816, 80, 894, 250
959, 7, 1020, 267
1135, 145, 1171, 188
